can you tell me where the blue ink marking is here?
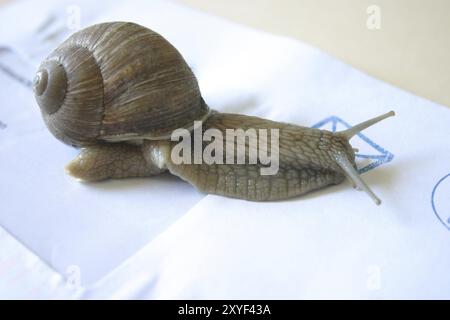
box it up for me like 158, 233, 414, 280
312, 115, 394, 174
431, 172, 450, 231
0, 63, 32, 88
0, 120, 6, 130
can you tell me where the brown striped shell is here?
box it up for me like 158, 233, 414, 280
33, 22, 209, 147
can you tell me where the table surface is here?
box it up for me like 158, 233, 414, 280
2, 0, 449, 108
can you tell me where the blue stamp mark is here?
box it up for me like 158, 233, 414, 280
431, 173, 450, 231
312, 115, 394, 174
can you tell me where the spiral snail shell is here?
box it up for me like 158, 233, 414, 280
34, 22, 394, 204
33, 22, 208, 147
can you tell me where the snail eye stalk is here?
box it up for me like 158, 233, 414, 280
334, 152, 381, 205
339, 111, 395, 140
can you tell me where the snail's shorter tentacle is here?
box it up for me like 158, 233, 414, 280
65, 143, 165, 181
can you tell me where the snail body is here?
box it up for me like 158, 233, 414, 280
33, 22, 394, 204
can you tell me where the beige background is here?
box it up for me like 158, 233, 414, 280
176, 0, 450, 108
1, 0, 449, 107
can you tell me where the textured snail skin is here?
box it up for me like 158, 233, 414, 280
165, 112, 351, 201
65, 110, 392, 202
36, 21, 394, 204
65, 143, 164, 181
65, 109, 394, 203
65, 114, 347, 201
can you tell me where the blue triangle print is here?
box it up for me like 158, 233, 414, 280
312, 116, 394, 174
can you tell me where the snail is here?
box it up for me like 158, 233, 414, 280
33, 21, 394, 204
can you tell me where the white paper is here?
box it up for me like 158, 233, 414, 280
0, 0, 449, 299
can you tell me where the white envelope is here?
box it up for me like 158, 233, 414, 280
0, 0, 449, 299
